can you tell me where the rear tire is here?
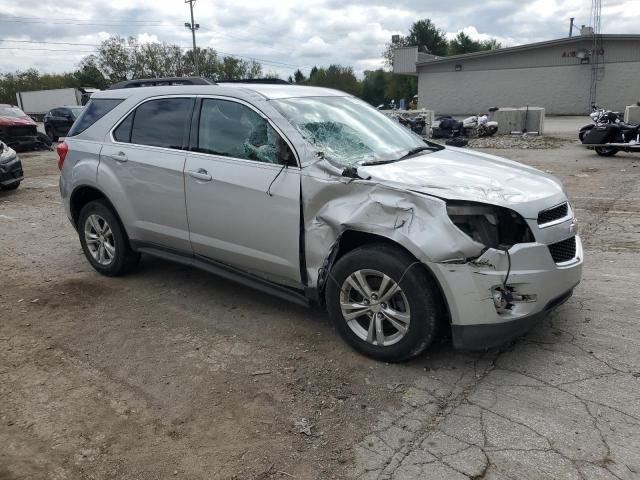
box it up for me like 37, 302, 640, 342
78, 199, 140, 276
326, 245, 443, 362
595, 146, 618, 157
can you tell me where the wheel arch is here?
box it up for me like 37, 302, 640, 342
319, 229, 451, 325
70, 185, 128, 236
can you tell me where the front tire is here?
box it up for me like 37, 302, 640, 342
595, 146, 618, 157
326, 245, 442, 362
78, 200, 140, 276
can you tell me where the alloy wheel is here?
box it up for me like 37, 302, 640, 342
84, 214, 116, 266
339, 269, 411, 347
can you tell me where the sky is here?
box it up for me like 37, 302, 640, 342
0, 0, 637, 78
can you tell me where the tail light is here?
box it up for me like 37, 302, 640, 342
56, 142, 68, 170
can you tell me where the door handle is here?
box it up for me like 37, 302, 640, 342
110, 151, 128, 162
187, 168, 212, 181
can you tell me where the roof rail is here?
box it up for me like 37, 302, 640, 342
216, 79, 291, 85
106, 77, 215, 90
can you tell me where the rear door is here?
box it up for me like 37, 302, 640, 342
184, 97, 302, 286
99, 96, 195, 252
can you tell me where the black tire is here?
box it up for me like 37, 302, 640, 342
77, 199, 140, 276
595, 146, 618, 157
326, 245, 443, 362
45, 127, 58, 142
37, 132, 53, 147
1, 181, 20, 191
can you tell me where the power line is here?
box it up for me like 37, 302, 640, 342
0, 39, 303, 69
0, 47, 95, 53
0, 19, 178, 27
0, 46, 300, 70
1, 14, 169, 23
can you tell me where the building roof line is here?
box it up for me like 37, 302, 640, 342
415, 34, 640, 66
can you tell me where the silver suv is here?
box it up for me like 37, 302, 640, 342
58, 78, 582, 362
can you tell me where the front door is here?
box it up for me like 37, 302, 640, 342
184, 97, 302, 287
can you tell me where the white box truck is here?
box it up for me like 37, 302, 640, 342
15, 88, 98, 120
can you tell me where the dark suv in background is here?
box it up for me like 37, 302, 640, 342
44, 106, 84, 141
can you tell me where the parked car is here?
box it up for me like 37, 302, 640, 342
0, 104, 42, 150
44, 106, 84, 141
58, 78, 582, 362
0, 140, 23, 190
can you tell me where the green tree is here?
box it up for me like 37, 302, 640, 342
448, 32, 502, 55
305, 65, 360, 96
406, 19, 449, 56
361, 69, 388, 106
383, 18, 448, 67
293, 69, 306, 84
74, 55, 108, 89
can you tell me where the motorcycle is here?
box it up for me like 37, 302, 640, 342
390, 113, 427, 135
581, 121, 640, 157
431, 108, 499, 139
462, 113, 499, 137
578, 104, 624, 142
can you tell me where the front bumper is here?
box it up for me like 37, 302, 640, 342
0, 156, 24, 187
450, 286, 576, 349
429, 235, 583, 350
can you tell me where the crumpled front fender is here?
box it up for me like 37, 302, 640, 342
301, 160, 484, 287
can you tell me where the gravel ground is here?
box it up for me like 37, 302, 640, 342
1, 142, 639, 479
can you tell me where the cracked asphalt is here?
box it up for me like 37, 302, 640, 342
1, 139, 639, 479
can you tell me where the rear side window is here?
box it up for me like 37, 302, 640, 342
129, 98, 193, 149
113, 112, 134, 143
68, 99, 123, 137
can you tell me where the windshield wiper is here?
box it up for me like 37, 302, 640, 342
398, 145, 440, 160
359, 146, 440, 166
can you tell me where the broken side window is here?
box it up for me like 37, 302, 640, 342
198, 99, 288, 165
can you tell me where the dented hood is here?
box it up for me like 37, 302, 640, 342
357, 147, 567, 219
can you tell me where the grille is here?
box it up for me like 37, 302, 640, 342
538, 202, 569, 225
8, 126, 36, 137
548, 236, 576, 263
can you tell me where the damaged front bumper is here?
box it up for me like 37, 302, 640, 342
0, 155, 24, 187
429, 236, 583, 350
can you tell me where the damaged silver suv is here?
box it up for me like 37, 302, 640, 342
58, 78, 582, 362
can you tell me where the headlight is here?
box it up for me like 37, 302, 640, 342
0, 142, 16, 165
446, 201, 534, 249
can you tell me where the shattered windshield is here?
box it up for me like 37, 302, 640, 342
272, 96, 429, 166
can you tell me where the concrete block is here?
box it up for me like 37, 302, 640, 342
624, 105, 640, 124
494, 107, 545, 135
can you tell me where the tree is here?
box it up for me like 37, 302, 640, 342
406, 19, 449, 56
361, 69, 388, 106
96, 36, 131, 82
293, 69, 306, 84
306, 65, 360, 96
74, 55, 108, 89
448, 32, 502, 55
383, 18, 448, 68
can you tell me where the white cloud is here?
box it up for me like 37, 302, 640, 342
0, 0, 638, 76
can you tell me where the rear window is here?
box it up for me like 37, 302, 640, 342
68, 98, 123, 137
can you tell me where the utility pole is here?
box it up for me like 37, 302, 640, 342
568, 17, 575, 37
184, 0, 200, 76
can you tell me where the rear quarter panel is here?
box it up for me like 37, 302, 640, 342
59, 138, 103, 222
